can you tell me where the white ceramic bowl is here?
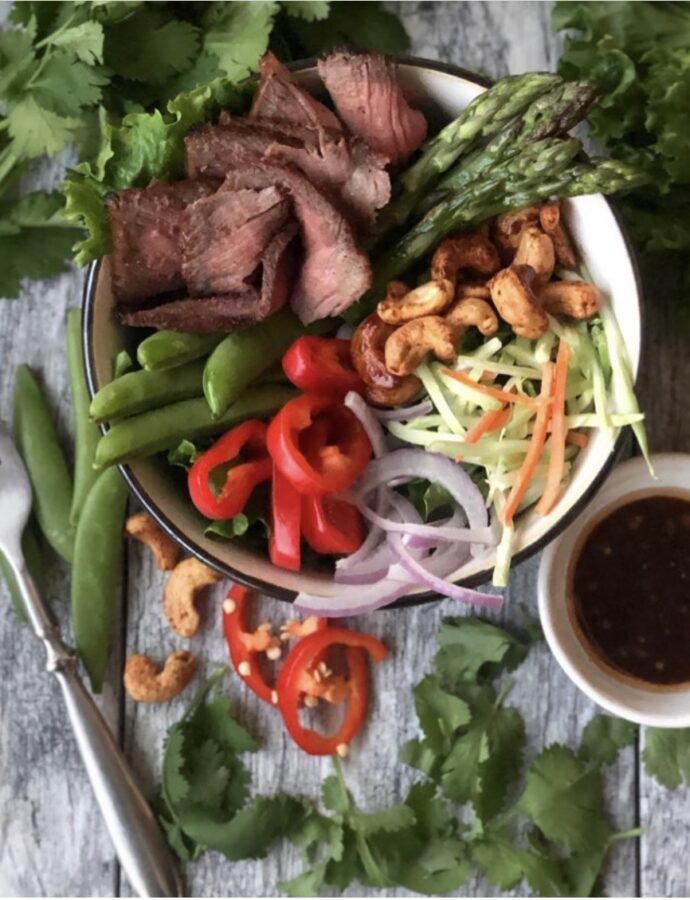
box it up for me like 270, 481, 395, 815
83, 57, 643, 604
539, 454, 690, 727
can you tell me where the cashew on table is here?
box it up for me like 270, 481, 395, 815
125, 511, 181, 571
124, 650, 197, 703
163, 557, 222, 638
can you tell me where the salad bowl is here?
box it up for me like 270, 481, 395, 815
83, 57, 642, 604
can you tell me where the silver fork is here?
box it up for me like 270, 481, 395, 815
0, 420, 182, 897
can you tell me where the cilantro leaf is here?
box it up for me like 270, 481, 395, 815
191, 694, 259, 754
519, 744, 611, 853
184, 738, 230, 809
51, 20, 104, 64
202, 1, 279, 82
472, 828, 525, 891
105, 9, 200, 84
177, 794, 306, 860
8, 96, 80, 159
31, 53, 109, 118
351, 803, 416, 836
434, 616, 533, 685
162, 724, 190, 808
321, 773, 350, 814
279, 862, 329, 898
280, 1, 410, 57
579, 714, 637, 766
411, 675, 471, 755
283, 2, 330, 22
643, 727, 690, 789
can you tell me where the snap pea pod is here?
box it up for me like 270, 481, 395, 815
72, 467, 128, 693
0, 526, 44, 622
94, 385, 297, 468
137, 331, 224, 371
89, 359, 205, 423
255, 362, 289, 385
203, 309, 325, 418
67, 309, 101, 524
13, 365, 75, 562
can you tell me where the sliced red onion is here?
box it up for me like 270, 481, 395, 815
294, 569, 413, 617
374, 399, 434, 421
388, 532, 502, 610
355, 503, 497, 547
344, 391, 388, 458
335, 541, 394, 584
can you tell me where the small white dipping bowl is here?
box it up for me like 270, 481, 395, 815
539, 454, 690, 727
83, 57, 643, 605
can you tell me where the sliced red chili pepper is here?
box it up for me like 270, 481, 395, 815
282, 337, 365, 396
224, 585, 328, 705
269, 463, 302, 571
266, 393, 372, 496
188, 419, 271, 520
276, 627, 388, 755
222, 584, 278, 705
302, 494, 364, 555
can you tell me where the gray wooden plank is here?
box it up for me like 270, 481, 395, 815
0, 267, 121, 897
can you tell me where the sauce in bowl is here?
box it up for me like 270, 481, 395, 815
569, 493, 690, 687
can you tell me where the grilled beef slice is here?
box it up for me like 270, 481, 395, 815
121, 223, 299, 333
250, 52, 342, 131
181, 186, 290, 296
317, 50, 428, 164
106, 179, 218, 306
222, 161, 371, 324
186, 118, 389, 226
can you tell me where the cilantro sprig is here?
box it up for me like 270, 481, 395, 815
0, 0, 410, 298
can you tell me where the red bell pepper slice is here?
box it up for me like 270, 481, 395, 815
269, 463, 302, 571
222, 583, 280, 705
282, 337, 365, 396
267, 394, 372, 496
276, 627, 388, 756
302, 494, 364, 555
188, 420, 272, 520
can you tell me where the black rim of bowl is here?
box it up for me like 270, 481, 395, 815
82, 55, 644, 608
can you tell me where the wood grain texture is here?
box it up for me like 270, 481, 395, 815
1, 0, 688, 896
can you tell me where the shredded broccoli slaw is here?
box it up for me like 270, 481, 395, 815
382, 276, 648, 587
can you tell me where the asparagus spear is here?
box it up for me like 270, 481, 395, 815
346, 154, 645, 324
422, 81, 598, 211
368, 72, 562, 245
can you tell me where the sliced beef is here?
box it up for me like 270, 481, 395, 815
250, 52, 342, 132
107, 178, 218, 306
185, 118, 390, 226
181, 187, 290, 296
222, 161, 371, 324
121, 223, 300, 333
317, 50, 428, 165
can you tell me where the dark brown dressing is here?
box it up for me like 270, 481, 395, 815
570, 493, 690, 686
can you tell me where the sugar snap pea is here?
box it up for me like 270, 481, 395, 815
72, 467, 128, 692
0, 526, 44, 622
67, 309, 102, 524
89, 359, 205, 423
94, 385, 297, 468
13, 364, 75, 562
137, 331, 224, 371
203, 310, 310, 418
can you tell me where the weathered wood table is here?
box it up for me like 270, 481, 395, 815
1, 2, 688, 896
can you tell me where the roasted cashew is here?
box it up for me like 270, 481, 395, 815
513, 226, 555, 286
430, 232, 501, 284
163, 557, 222, 638
377, 279, 454, 324
488, 265, 549, 340
445, 296, 499, 340
539, 280, 600, 319
351, 313, 400, 389
455, 283, 491, 300
125, 512, 181, 571
124, 650, 197, 703
492, 205, 542, 262
365, 376, 422, 408
539, 201, 577, 269
384, 316, 456, 377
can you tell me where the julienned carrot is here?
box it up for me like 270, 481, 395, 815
536, 341, 570, 516
440, 368, 538, 408
502, 363, 554, 525
566, 430, 589, 449
465, 405, 511, 444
